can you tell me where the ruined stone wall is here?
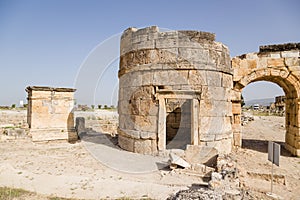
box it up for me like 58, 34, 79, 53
118, 26, 233, 155
26, 86, 77, 142
231, 43, 300, 156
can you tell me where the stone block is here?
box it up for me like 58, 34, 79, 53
281, 51, 299, 58
222, 73, 233, 88
188, 70, 207, 86
200, 100, 230, 117
118, 100, 130, 115
118, 134, 134, 152
118, 114, 134, 130
205, 71, 222, 87
155, 38, 178, 49
134, 139, 153, 154
140, 131, 157, 140
288, 65, 300, 73
285, 57, 300, 67
199, 133, 215, 142
153, 70, 188, 86
267, 58, 285, 67
233, 132, 241, 146
232, 103, 241, 114
138, 115, 157, 132
178, 48, 209, 63
270, 53, 281, 58
205, 86, 230, 101
185, 145, 218, 165
119, 72, 142, 87
141, 71, 154, 85
177, 38, 204, 48
231, 89, 241, 101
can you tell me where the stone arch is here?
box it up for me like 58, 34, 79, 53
231, 44, 300, 156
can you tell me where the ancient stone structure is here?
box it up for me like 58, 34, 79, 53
26, 86, 77, 142
232, 43, 300, 156
275, 95, 286, 112
118, 26, 233, 155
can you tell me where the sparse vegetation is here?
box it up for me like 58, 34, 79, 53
0, 187, 31, 200
0, 187, 82, 200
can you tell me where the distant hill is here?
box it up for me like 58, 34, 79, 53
245, 98, 275, 107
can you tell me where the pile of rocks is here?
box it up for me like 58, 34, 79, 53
168, 154, 249, 200
167, 187, 256, 200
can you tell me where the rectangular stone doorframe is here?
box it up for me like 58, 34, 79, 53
157, 90, 200, 151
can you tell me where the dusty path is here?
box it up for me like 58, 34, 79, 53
235, 115, 300, 199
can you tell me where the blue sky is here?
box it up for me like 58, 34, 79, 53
0, 0, 299, 106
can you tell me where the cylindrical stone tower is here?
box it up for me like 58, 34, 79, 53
118, 26, 233, 155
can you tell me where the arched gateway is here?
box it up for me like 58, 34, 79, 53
231, 43, 300, 156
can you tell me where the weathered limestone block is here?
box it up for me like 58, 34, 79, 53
134, 139, 153, 154
26, 86, 77, 142
140, 131, 157, 140
200, 100, 231, 117
205, 71, 222, 87
118, 134, 134, 152
188, 70, 207, 86
281, 50, 299, 58
267, 58, 285, 67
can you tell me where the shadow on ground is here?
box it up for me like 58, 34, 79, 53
242, 139, 293, 157
77, 130, 169, 173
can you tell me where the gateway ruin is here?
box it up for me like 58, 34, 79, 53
118, 26, 300, 156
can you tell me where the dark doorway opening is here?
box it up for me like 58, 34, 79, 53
166, 99, 191, 150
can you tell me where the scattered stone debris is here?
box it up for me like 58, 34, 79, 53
167, 186, 274, 200
167, 153, 276, 200
241, 112, 254, 126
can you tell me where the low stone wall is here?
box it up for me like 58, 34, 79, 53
75, 110, 118, 135
0, 110, 119, 140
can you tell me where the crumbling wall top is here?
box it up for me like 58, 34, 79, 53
121, 26, 215, 41
26, 86, 76, 93
259, 43, 300, 53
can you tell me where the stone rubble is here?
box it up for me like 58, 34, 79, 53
241, 112, 254, 126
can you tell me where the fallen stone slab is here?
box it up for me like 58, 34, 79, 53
185, 145, 218, 167
169, 153, 191, 169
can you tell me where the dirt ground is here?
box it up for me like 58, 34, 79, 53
235, 115, 300, 199
0, 113, 299, 199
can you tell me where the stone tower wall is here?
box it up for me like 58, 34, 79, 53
118, 26, 233, 155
